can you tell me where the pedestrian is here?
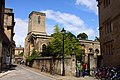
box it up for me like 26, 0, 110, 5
76, 62, 81, 77
82, 62, 87, 77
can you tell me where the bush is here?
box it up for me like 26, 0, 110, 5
26, 49, 40, 62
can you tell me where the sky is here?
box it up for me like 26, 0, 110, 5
5, 0, 99, 47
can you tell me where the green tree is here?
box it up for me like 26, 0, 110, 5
19, 52, 24, 56
26, 49, 40, 67
45, 25, 82, 59
47, 25, 63, 57
77, 33, 88, 40
27, 49, 40, 62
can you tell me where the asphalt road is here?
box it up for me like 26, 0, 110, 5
0, 65, 54, 80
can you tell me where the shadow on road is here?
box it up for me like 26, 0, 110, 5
2, 64, 17, 73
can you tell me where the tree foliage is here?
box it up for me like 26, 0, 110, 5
77, 33, 88, 40
45, 25, 82, 58
27, 49, 40, 62
46, 25, 62, 57
19, 52, 24, 56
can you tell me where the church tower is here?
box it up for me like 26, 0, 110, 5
28, 11, 46, 35
24, 11, 51, 59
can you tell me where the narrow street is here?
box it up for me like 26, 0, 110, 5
0, 65, 98, 80
0, 65, 54, 80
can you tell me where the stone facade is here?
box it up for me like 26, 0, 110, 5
0, 0, 15, 71
79, 39, 101, 69
0, 0, 5, 72
98, 0, 120, 67
0, 0, 10, 71
15, 45, 24, 64
4, 8, 15, 66
28, 11, 46, 35
24, 11, 76, 76
24, 11, 51, 62
0, 0, 5, 30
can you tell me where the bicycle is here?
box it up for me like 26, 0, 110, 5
50, 66, 55, 75
41, 65, 48, 72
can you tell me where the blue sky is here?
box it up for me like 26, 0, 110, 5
6, 0, 98, 47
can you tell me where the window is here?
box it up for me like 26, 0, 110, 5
104, 0, 110, 8
104, 41, 113, 55
4, 15, 8, 26
42, 44, 46, 53
104, 21, 113, 34
89, 48, 93, 53
108, 0, 110, 4
81, 44, 85, 48
38, 16, 40, 24
95, 49, 99, 54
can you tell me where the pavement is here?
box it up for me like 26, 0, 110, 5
0, 70, 12, 78
0, 64, 98, 80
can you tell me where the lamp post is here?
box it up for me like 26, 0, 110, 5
61, 28, 66, 76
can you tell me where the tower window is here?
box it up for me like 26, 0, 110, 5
104, 0, 110, 8
38, 16, 40, 24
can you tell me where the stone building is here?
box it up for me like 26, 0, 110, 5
0, 0, 10, 71
15, 45, 24, 64
79, 39, 101, 69
0, 0, 15, 71
4, 8, 15, 66
24, 11, 77, 76
0, 0, 6, 72
97, 0, 120, 67
24, 11, 51, 62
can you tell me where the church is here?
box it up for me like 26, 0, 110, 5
24, 11, 51, 61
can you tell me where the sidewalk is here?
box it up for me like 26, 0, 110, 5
0, 70, 12, 78
20, 65, 98, 80
0, 65, 16, 78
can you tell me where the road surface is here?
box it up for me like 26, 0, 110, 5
0, 65, 54, 80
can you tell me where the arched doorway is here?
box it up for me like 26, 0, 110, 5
95, 49, 101, 67
42, 44, 46, 56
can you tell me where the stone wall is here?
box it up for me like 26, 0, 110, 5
32, 56, 76, 76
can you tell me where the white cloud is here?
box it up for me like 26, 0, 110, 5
75, 0, 98, 15
13, 10, 98, 47
46, 24, 54, 35
42, 10, 98, 39
14, 18, 28, 47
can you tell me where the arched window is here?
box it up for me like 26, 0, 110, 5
81, 44, 85, 48
89, 48, 94, 53
42, 44, 46, 53
95, 49, 99, 54
38, 16, 40, 24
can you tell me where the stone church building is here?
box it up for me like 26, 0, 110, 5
24, 11, 51, 61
